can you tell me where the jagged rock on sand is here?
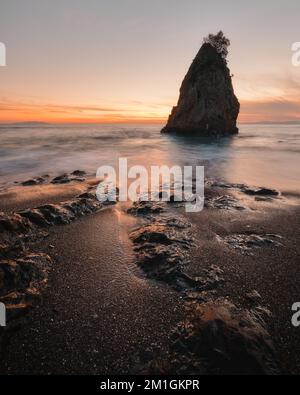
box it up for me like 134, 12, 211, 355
127, 193, 282, 375
217, 233, 283, 255
19, 192, 102, 227
71, 170, 86, 177
22, 176, 47, 186
182, 265, 225, 295
51, 173, 86, 184
208, 180, 280, 199
246, 290, 262, 306
0, 191, 102, 257
205, 195, 247, 211
0, 212, 39, 257
0, 187, 103, 324
127, 201, 164, 216
0, 253, 52, 319
139, 299, 282, 375
130, 217, 196, 287
243, 187, 280, 197
208, 180, 247, 190
18, 171, 88, 187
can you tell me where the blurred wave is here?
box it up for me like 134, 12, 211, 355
0, 123, 299, 192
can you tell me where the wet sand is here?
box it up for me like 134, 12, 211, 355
0, 178, 300, 374
184, 201, 300, 374
0, 179, 99, 213
0, 207, 184, 374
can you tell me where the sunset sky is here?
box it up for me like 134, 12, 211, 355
0, 0, 299, 124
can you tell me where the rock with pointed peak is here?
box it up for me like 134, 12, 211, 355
162, 43, 240, 135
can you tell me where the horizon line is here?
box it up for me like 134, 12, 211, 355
1, 120, 300, 126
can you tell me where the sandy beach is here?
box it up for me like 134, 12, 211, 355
1, 172, 299, 375
2, 0, 300, 380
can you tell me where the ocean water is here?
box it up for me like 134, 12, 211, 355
0, 123, 299, 193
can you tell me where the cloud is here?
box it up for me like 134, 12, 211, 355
0, 98, 167, 123
240, 98, 300, 123
1, 94, 300, 124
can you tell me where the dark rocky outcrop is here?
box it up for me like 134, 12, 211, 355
0, 187, 103, 323
0, 192, 103, 257
243, 187, 280, 197
205, 195, 247, 211
22, 177, 46, 186
130, 217, 194, 287
127, 201, 164, 216
138, 299, 282, 375
162, 43, 240, 135
218, 233, 283, 255
0, 253, 52, 317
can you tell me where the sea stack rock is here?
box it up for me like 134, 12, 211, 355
162, 37, 240, 135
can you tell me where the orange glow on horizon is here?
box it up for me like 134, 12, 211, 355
1, 99, 300, 125
0, 100, 168, 124
0, 112, 167, 124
